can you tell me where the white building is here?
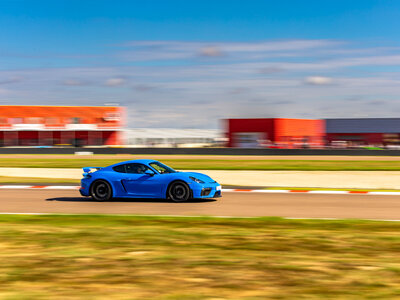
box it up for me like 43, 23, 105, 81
124, 128, 224, 147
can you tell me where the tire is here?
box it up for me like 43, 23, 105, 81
168, 181, 190, 202
90, 180, 113, 201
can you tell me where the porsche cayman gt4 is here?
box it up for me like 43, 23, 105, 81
79, 159, 222, 202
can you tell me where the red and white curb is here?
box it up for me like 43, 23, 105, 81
223, 189, 400, 196
0, 185, 400, 196
0, 185, 78, 190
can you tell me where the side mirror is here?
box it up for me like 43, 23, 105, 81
144, 170, 155, 176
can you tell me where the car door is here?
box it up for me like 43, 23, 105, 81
122, 163, 163, 197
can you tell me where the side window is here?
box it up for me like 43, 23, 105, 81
113, 164, 126, 173
125, 163, 150, 174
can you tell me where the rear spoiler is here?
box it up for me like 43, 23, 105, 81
82, 167, 102, 177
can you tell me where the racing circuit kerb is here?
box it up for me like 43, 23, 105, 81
79, 159, 222, 202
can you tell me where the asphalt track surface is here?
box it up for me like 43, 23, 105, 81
2, 189, 400, 220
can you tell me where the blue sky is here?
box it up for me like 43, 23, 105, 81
0, 0, 400, 128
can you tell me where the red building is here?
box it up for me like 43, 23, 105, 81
326, 118, 400, 147
225, 118, 325, 148
0, 105, 124, 146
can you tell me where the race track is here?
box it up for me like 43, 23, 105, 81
1, 189, 400, 220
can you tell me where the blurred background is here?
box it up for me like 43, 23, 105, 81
3, 2, 400, 299
1, 0, 400, 150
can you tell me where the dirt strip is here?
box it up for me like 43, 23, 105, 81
2, 189, 400, 220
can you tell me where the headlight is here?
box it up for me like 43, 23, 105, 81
189, 176, 205, 184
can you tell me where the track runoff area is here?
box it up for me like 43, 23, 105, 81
1, 185, 400, 196
1, 185, 400, 220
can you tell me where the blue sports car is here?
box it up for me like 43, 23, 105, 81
79, 159, 222, 202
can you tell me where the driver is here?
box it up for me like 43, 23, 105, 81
137, 165, 147, 174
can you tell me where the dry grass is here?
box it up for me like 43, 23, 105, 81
2, 156, 400, 170
1, 215, 400, 299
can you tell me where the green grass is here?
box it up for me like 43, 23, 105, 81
1, 215, 400, 299
3, 157, 400, 170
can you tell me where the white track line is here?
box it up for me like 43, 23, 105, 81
0, 185, 32, 189
308, 190, 348, 194
252, 189, 289, 193
41, 186, 79, 190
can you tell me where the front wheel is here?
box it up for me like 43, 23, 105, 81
168, 182, 190, 202
90, 180, 113, 201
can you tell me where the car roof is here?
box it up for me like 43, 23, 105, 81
109, 159, 157, 168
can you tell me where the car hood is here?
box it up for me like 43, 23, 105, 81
180, 172, 217, 183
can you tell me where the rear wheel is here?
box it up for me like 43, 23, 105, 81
168, 182, 190, 202
90, 180, 113, 201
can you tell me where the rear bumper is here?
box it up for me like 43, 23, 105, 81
79, 187, 89, 197
79, 179, 90, 196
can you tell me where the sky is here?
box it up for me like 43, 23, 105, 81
0, 0, 400, 128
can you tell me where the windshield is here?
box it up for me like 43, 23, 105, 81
149, 161, 177, 174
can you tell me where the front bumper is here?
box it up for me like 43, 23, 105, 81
190, 182, 222, 199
